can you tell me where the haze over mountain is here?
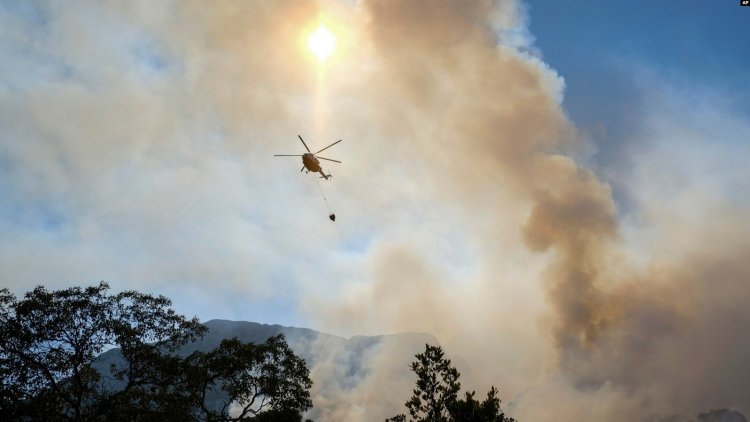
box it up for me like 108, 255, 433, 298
95, 320, 438, 420
93, 320, 748, 422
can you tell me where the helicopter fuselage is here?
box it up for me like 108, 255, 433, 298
302, 153, 321, 172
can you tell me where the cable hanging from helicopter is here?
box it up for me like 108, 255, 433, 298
274, 135, 342, 222
316, 177, 334, 221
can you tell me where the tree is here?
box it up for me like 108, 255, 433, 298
0, 282, 201, 420
186, 335, 313, 421
448, 387, 514, 422
405, 344, 461, 422
0, 283, 313, 421
388, 344, 515, 422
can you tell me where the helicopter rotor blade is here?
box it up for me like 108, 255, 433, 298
274, 154, 303, 157
300, 165, 305, 172
314, 139, 342, 155
317, 156, 341, 163
298, 135, 311, 152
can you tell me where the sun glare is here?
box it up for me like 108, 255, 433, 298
307, 25, 336, 62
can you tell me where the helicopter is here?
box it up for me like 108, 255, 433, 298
274, 135, 342, 180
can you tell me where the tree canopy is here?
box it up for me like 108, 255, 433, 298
0, 282, 313, 421
388, 344, 515, 422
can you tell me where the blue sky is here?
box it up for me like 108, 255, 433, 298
530, 0, 750, 117
1, 1, 749, 419
529, 2, 749, 138
527, 0, 750, 215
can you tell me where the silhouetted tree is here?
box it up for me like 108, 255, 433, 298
186, 336, 312, 421
0, 283, 313, 421
407, 344, 460, 422
387, 344, 515, 422
448, 387, 514, 422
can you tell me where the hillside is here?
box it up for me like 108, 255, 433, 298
94, 320, 437, 420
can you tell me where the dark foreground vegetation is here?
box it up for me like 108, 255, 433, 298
0, 283, 312, 421
5, 283, 742, 422
388, 344, 515, 422
1, 283, 517, 421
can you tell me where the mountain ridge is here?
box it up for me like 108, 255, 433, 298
93, 318, 438, 420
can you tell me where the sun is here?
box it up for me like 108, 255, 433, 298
307, 24, 336, 62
